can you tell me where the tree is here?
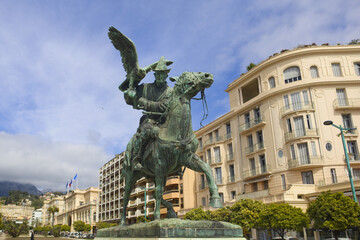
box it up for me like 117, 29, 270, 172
183, 207, 211, 221
47, 206, 59, 232
258, 203, 309, 240
95, 222, 117, 229
307, 191, 360, 240
60, 224, 71, 232
247, 62, 257, 71
73, 220, 86, 233
3, 220, 22, 238
84, 224, 92, 232
349, 39, 360, 45
229, 199, 265, 239
52, 224, 61, 237
0, 213, 3, 230
210, 207, 231, 222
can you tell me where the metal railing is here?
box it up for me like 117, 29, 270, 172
224, 132, 232, 140
199, 182, 208, 190
284, 128, 318, 142
243, 165, 271, 179
228, 176, 235, 183
245, 142, 265, 154
348, 153, 360, 162
239, 116, 265, 132
333, 98, 360, 109
226, 153, 234, 161
215, 177, 223, 185
280, 101, 315, 116
288, 155, 324, 169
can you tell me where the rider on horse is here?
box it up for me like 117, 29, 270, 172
123, 56, 173, 170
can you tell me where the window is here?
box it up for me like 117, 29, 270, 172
180, 183, 183, 194
229, 164, 235, 182
291, 92, 302, 110
354, 62, 360, 76
332, 63, 342, 77
226, 123, 231, 135
310, 66, 319, 78
200, 174, 205, 189
215, 129, 220, 141
287, 118, 293, 133
200, 156, 204, 162
283, 95, 290, 109
251, 183, 258, 192
228, 143, 233, 158
214, 147, 221, 163
302, 90, 310, 105
311, 141, 317, 156
342, 114, 354, 133
281, 174, 286, 190
336, 89, 347, 106
244, 113, 250, 128
201, 197, 206, 206
215, 167, 222, 184
199, 138, 202, 148
250, 158, 256, 176
254, 107, 261, 122
219, 192, 224, 203
301, 171, 314, 184
259, 155, 267, 173
306, 114, 312, 129
290, 145, 296, 160
247, 135, 254, 152
347, 141, 359, 160
284, 66, 302, 83
268, 77, 276, 88
298, 143, 310, 164
294, 116, 305, 137
264, 180, 269, 190
231, 191, 236, 200
331, 169, 337, 183
256, 130, 264, 149
208, 133, 213, 144
353, 169, 360, 180
207, 149, 212, 164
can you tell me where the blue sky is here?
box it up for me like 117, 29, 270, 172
0, 0, 359, 191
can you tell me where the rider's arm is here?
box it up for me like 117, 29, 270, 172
137, 98, 168, 112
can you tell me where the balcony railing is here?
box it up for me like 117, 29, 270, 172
243, 164, 271, 179
213, 155, 221, 164
199, 182, 208, 190
204, 138, 214, 146
280, 101, 315, 117
215, 177, 223, 185
226, 153, 234, 161
288, 155, 324, 169
344, 128, 358, 136
348, 153, 360, 162
215, 135, 223, 142
333, 98, 360, 109
245, 142, 265, 155
284, 128, 318, 142
224, 132, 232, 140
228, 175, 235, 183
239, 116, 265, 132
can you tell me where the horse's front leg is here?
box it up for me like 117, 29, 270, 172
185, 153, 223, 208
160, 177, 177, 218
121, 167, 139, 225
154, 175, 165, 220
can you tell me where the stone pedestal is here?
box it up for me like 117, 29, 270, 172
95, 219, 245, 239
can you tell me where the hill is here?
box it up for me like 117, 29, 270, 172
0, 181, 42, 197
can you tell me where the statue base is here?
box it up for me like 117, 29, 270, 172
96, 219, 245, 239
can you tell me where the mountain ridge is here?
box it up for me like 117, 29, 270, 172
0, 181, 42, 196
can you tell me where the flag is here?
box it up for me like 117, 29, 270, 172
69, 179, 72, 187
74, 174, 78, 180
66, 182, 68, 189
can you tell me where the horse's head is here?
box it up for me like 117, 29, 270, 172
170, 72, 214, 99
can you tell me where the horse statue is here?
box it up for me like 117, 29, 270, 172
107, 27, 222, 225
120, 71, 222, 224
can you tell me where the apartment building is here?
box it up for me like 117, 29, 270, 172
0, 204, 34, 222
194, 44, 360, 211
99, 153, 196, 224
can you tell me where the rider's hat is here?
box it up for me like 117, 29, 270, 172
154, 56, 171, 73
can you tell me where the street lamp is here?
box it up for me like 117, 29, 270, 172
323, 120, 358, 202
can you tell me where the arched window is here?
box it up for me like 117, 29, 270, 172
283, 66, 301, 84
268, 77, 276, 89
310, 66, 319, 78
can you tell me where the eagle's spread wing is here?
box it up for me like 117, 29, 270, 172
108, 26, 139, 74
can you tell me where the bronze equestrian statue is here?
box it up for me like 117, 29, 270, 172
108, 27, 222, 225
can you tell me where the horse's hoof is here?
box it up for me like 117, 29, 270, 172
209, 197, 223, 208
167, 209, 177, 218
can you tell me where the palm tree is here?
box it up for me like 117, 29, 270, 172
47, 206, 59, 233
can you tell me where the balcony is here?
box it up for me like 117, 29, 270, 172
348, 153, 360, 163
215, 177, 224, 185
199, 182, 208, 190
239, 116, 266, 134
245, 142, 265, 155
204, 138, 214, 146
211, 155, 222, 165
228, 175, 236, 183
344, 128, 359, 137
243, 165, 271, 180
215, 135, 223, 142
284, 128, 318, 142
280, 101, 315, 117
226, 153, 234, 161
333, 98, 360, 110
223, 132, 232, 140
288, 155, 324, 170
